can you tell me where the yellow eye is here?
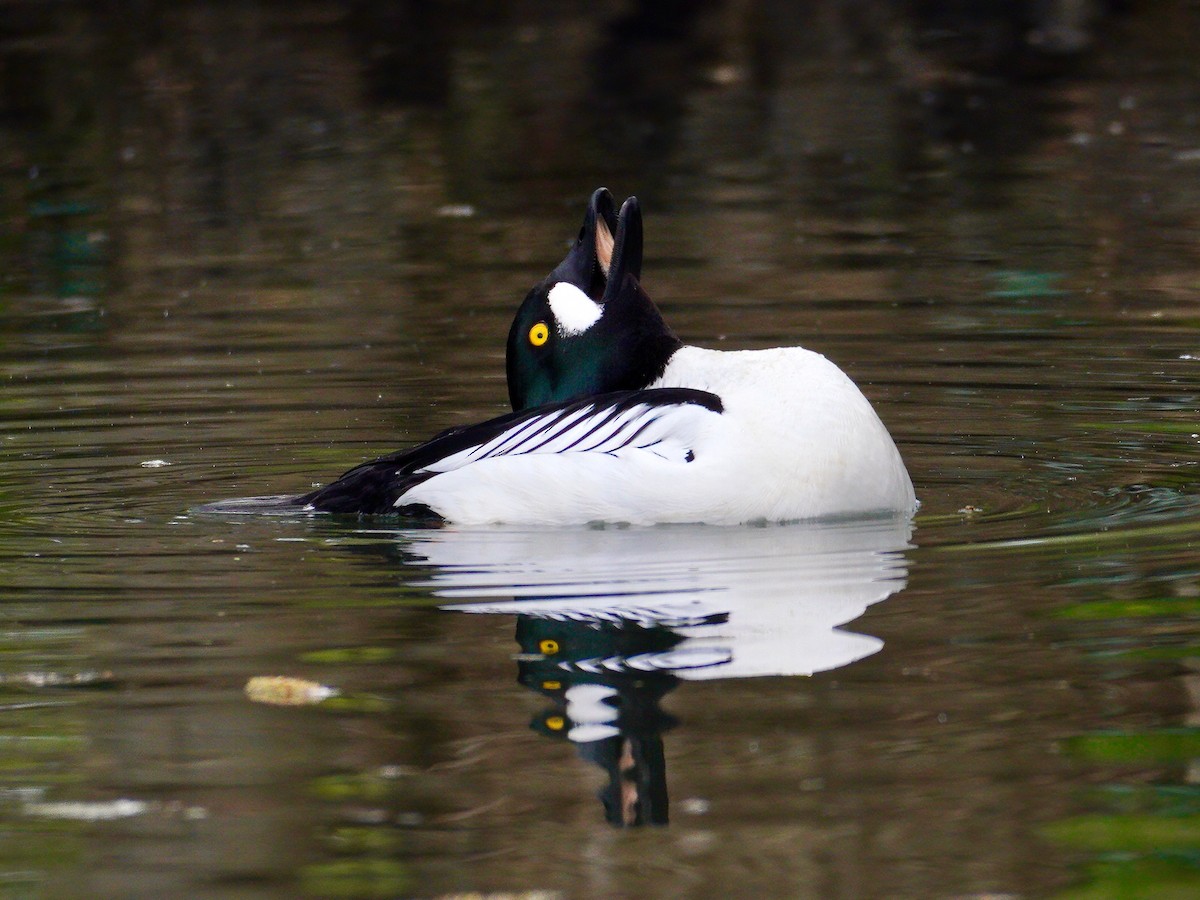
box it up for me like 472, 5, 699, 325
546, 715, 565, 731
529, 322, 549, 347
538, 639, 559, 655
542, 680, 561, 691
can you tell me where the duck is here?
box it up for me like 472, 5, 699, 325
204, 189, 916, 525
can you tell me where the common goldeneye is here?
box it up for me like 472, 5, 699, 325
205, 189, 916, 525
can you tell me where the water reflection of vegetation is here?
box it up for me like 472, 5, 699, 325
299, 857, 411, 899
0, 664, 91, 891
1046, 795, 1200, 899
1043, 582, 1200, 899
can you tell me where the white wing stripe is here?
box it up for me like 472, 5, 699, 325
536, 405, 647, 454
509, 404, 641, 456
423, 397, 716, 475
519, 404, 621, 454
580, 416, 644, 454
467, 414, 547, 459
581, 408, 659, 455
471, 404, 593, 459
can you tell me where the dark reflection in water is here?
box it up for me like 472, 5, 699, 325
417, 521, 910, 827
517, 616, 680, 827
0, 0, 1154, 288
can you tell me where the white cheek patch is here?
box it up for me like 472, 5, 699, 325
547, 282, 603, 336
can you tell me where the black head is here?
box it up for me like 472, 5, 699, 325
506, 190, 681, 411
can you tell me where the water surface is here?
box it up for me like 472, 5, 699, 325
2, 3, 1199, 898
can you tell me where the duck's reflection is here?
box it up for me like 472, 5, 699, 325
404, 519, 912, 826
518, 616, 681, 826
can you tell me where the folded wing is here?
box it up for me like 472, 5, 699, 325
300, 388, 724, 517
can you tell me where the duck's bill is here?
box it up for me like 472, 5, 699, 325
546, 188, 621, 301
602, 195, 643, 302
540, 188, 647, 312
595, 207, 615, 277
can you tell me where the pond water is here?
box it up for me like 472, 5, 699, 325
2, 3, 1199, 898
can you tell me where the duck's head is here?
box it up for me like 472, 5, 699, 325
506, 188, 682, 411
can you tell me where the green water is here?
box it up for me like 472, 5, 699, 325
1, 3, 1199, 898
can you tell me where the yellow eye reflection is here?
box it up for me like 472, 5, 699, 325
538, 639, 560, 655
545, 715, 565, 731
529, 322, 550, 347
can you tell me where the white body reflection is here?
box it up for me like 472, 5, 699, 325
407, 519, 912, 679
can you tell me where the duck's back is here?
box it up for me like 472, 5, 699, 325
650, 346, 916, 521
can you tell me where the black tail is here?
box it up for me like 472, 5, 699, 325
297, 460, 431, 516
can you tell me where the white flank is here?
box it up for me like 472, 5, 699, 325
547, 282, 603, 336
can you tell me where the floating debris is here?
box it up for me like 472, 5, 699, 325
245, 675, 339, 706
23, 798, 148, 821
0, 670, 117, 689
436, 203, 476, 218
21, 798, 206, 822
